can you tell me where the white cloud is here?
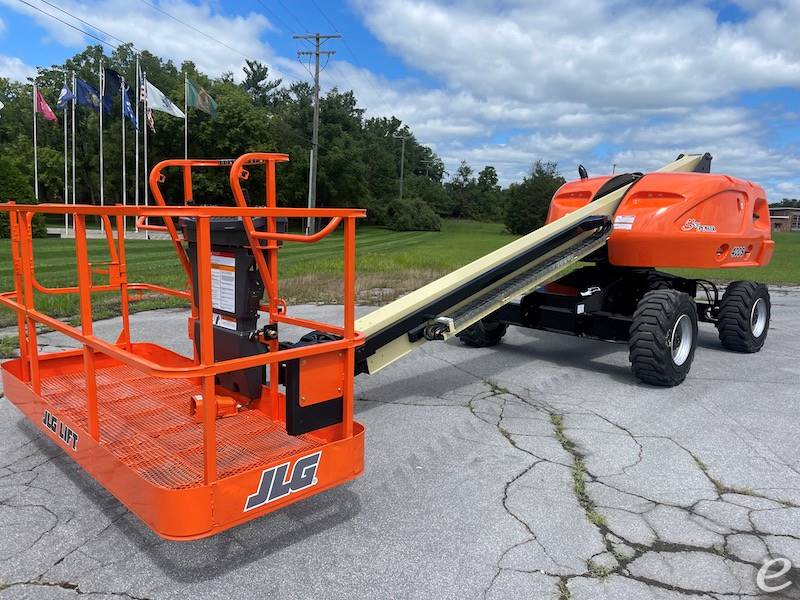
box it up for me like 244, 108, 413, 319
4, 0, 800, 198
0, 54, 36, 81
0, 0, 276, 78
343, 0, 800, 198
354, 0, 800, 110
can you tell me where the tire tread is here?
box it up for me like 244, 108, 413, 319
628, 290, 698, 387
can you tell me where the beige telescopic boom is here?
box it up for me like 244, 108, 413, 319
355, 153, 707, 374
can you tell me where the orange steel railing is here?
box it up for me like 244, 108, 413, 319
0, 164, 365, 485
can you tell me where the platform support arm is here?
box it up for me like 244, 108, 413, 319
114, 215, 132, 350
74, 215, 100, 440
343, 217, 356, 437
195, 217, 218, 484
8, 207, 31, 383
18, 215, 41, 395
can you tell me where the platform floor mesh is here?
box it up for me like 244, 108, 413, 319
40, 365, 323, 489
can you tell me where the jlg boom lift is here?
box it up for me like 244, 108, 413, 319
0, 152, 773, 539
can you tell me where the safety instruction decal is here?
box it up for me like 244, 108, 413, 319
613, 215, 636, 230
211, 252, 236, 313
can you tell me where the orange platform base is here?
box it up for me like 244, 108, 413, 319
1, 344, 365, 540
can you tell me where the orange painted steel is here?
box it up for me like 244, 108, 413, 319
546, 172, 774, 269
0, 154, 367, 540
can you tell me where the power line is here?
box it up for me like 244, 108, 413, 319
276, 0, 308, 33
254, 0, 292, 33
16, 0, 119, 50
137, 0, 255, 62
306, 0, 387, 105
37, 0, 131, 48
309, 0, 337, 32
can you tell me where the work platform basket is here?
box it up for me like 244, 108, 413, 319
0, 153, 366, 540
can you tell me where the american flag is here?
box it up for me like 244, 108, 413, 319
139, 77, 155, 133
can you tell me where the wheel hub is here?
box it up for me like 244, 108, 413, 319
670, 314, 693, 366
750, 298, 767, 338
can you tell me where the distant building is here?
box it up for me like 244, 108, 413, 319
769, 207, 800, 233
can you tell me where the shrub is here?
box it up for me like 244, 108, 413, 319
386, 197, 442, 231
362, 196, 389, 226
0, 155, 47, 238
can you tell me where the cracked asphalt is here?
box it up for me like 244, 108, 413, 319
1, 288, 799, 599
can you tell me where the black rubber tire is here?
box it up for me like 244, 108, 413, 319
457, 318, 508, 348
716, 281, 770, 353
629, 290, 698, 387
645, 271, 672, 291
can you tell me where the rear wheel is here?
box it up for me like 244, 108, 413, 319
716, 281, 770, 353
629, 290, 698, 387
457, 318, 508, 348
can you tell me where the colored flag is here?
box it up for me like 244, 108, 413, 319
186, 78, 217, 117
123, 87, 138, 130
103, 68, 122, 97
75, 78, 103, 112
144, 79, 185, 119
56, 84, 75, 110
35, 89, 57, 123
102, 68, 120, 114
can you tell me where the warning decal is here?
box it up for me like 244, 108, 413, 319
213, 314, 238, 330
211, 252, 236, 313
614, 215, 636, 230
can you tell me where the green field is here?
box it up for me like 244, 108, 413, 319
0, 221, 796, 330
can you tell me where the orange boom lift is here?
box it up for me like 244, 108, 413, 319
0, 152, 773, 539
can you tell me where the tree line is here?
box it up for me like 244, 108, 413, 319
0, 43, 567, 236
770, 198, 800, 208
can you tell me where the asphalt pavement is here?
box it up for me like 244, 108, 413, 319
1, 289, 799, 599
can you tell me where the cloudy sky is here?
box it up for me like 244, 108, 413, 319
1, 0, 799, 199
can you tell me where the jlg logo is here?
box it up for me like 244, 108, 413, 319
681, 218, 717, 233
244, 451, 322, 511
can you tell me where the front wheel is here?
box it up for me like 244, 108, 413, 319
629, 290, 698, 387
716, 281, 770, 353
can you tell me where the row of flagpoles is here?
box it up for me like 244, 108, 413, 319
32, 56, 218, 237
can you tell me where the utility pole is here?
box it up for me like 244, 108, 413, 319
295, 32, 340, 234
612, 163, 617, 174
393, 133, 409, 200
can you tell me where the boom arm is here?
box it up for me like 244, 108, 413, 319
354, 153, 709, 374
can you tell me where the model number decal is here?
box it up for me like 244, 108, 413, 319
42, 409, 79, 451
681, 218, 717, 233
244, 451, 321, 511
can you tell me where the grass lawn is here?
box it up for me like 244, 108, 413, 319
0, 220, 796, 330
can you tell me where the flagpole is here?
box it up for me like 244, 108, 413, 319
32, 80, 39, 201
143, 71, 150, 241
71, 72, 76, 234
184, 74, 188, 160
135, 56, 140, 232
121, 76, 127, 237
99, 60, 104, 232
63, 72, 69, 236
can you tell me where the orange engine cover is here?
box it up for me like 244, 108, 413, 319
546, 172, 774, 269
